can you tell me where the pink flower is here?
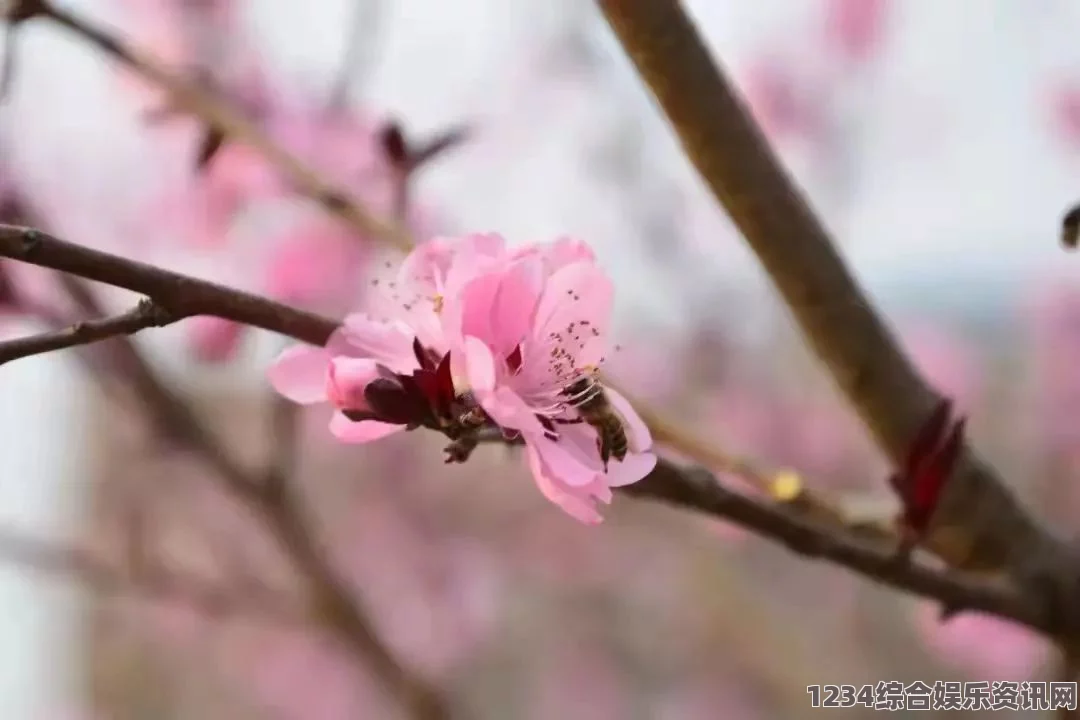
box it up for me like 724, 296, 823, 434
268, 234, 655, 523
823, 0, 889, 66
187, 314, 247, 362
267, 232, 514, 444
914, 603, 1046, 680
444, 237, 656, 522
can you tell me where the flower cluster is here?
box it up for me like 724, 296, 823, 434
268, 233, 656, 523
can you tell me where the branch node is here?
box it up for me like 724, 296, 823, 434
18, 226, 41, 254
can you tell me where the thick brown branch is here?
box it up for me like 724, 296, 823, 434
0, 298, 175, 365
595, 0, 1076, 628
0, 223, 1060, 642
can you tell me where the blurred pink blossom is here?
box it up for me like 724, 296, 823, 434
782, 395, 863, 480
601, 332, 683, 404
741, 59, 824, 141
336, 497, 502, 678
527, 641, 631, 720
1025, 280, 1080, 451
187, 314, 247, 362
823, 0, 889, 66
914, 603, 1046, 681
655, 675, 762, 720
1048, 81, 1080, 150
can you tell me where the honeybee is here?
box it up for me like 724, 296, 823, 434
559, 375, 628, 471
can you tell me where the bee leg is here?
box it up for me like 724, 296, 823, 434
596, 435, 610, 472
552, 417, 585, 425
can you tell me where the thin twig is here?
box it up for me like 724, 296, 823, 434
0, 298, 174, 365
0, 224, 1068, 642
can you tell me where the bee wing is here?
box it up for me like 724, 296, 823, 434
604, 388, 651, 453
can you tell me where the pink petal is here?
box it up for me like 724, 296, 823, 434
525, 443, 605, 525
532, 261, 613, 339
604, 388, 653, 453
605, 452, 657, 487
327, 357, 382, 409
453, 272, 503, 347
462, 336, 496, 392
329, 411, 404, 444
490, 256, 544, 357
267, 345, 330, 404
337, 313, 417, 371
541, 236, 597, 270
484, 386, 547, 436
530, 431, 605, 486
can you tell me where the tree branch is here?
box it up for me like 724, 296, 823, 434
595, 0, 1080, 638
0, 298, 175, 365
0, 223, 1067, 642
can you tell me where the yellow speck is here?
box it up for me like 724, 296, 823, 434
433, 294, 444, 314
770, 470, 802, 502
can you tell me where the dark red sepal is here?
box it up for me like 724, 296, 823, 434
887, 398, 966, 548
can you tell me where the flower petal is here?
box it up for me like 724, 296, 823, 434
329, 411, 405, 443
530, 430, 605, 485
605, 452, 657, 487
490, 256, 543, 357
462, 336, 496, 393
327, 357, 382, 409
267, 345, 330, 404
337, 313, 417, 371
484, 387, 547, 436
525, 442, 606, 525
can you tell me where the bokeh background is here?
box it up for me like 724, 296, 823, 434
0, 0, 1077, 717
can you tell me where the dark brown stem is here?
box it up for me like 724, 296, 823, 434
0, 223, 1068, 643
595, 0, 1079, 639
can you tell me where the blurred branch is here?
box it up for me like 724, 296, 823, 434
0, 230, 449, 720
0, 224, 1067, 643
329, 0, 384, 109
596, 0, 1080, 641
18, 0, 412, 250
